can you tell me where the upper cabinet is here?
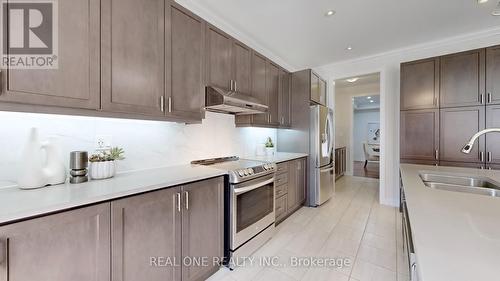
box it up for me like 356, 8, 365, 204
0, 0, 100, 109
267, 62, 280, 126
400, 58, 439, 110
309, 71, 327, 106
101, 0, 166, 116
232, 41, 252, 94
205, 25, 233, 90
168, 3, 206, 120
279, 69, 291, 127
440, 49, 485, 108
486, 46, 500, 105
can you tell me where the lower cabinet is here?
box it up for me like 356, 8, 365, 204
0, 176, 224, 281
112, 176, 223, 281
275, 158, 307, 223
0, 203, 111, 281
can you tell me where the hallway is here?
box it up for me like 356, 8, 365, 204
208, 176, 406, 281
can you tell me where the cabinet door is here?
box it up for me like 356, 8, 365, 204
111, 187, 181, 281
168, 4, 205, 120
232, 41, 252, 94
440, 106, 485, 163
486, 105, 500, 164
267, 62, 280, 126
486, 46, 500, 105
0, 0, 100, 109
287, 161, 297, 211
297, 158, 307, 205
440, 49, 485, 108
310, 72, 321, 104
250, 52, 269, 125
279, 69, 291, 127
0, 204, 110, 281
101, 0, 165, 116
400, 109, 439, 161
400, 58, 439, 110
181, 177, 224, 281
319, 78, 327, 106
205, 25, 232, 90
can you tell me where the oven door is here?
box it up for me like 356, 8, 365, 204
230, 173, 275, 250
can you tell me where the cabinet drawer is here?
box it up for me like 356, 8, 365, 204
275, 172, 288, 186
275, 194, 287, 221
276, 162, 288, 174
275, 184, 288, 198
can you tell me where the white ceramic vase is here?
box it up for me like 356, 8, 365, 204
89, 161, 116, 180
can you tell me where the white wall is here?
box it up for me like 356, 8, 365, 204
0, 111, 276, 185
353, 109, 380, 162
335, 83, 379, 175
315, 26, 500, 207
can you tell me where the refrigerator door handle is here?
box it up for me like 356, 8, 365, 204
320, 166, 335, 173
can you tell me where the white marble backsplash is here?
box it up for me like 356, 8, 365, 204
0, 111, 277, 183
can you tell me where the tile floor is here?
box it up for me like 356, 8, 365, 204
207, 176, 408, 281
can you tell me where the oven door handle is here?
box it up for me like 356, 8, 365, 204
234, 177, 275, 195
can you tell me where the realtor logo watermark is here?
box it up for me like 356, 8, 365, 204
1, 0, 58, 69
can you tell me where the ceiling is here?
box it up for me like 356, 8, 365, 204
353, 95, 380, 110
335, 73, 380, 88
187, 0, 500, 68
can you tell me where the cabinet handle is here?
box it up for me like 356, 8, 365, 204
176, 193, 181, 212
234, 80, 237, 92
480, 151, 484, 162
185, 191, 189, 210
168, 97, 172, 113
435, 149, 439, 160
480, 93, 484, 104
160, 96, 165, 112
488, 152, 492, 163
487, 92, 492, 104
269, 114, 272, 123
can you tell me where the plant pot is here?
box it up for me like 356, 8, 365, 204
265, 147, 275, 156
89, 160, 116, 180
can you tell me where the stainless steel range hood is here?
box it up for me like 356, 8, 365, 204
205, 86, 268, 115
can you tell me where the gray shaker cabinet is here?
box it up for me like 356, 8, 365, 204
111, 176, 223, 281
101, 0, 166, 116
111, 187, 181, 281
181, 177, 224, 281
0, 203, 111, 281
0, 0, 100, 109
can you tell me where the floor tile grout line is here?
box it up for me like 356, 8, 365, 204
347, 181, 378, 280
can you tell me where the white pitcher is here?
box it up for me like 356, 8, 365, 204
17, 128, 66, 189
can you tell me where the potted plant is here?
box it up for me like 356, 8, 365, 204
88, 147, 125, 180
264, 137, 275, 156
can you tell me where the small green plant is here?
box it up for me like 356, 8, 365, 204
264, 137, 274, 148
89, 147, 125, 162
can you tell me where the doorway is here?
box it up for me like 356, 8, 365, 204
334, 73, 381, 179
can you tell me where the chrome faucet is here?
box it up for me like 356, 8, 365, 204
462, 128, 500, 154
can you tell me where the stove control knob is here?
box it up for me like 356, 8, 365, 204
243, 170, 249, 176
247, 168, 253, 175
238, 170, 245, 177
263, 164, 268, 170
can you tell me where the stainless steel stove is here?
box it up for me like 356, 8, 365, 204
191, 156, 277, 265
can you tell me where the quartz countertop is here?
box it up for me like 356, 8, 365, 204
400, 164, 500, 281
0, 165, 226, 225
244, 152, 308, 163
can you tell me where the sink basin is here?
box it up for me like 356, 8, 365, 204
419, 172, 500, 197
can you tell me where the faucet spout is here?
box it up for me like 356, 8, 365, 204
462, 128, 500, 154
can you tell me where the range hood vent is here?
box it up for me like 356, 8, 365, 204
205, 86, 268, 115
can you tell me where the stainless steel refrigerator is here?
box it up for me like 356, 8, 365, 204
309, 104, 335, 206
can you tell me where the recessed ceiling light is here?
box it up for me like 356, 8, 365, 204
367, 96, 372, 99
346, 77, 359, 83
346, 46, 353, 51
325, 10, 336, 17
477, 0, 488, 3
370, 100, 374, 103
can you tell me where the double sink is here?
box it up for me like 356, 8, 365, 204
420, 172, 500, 197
